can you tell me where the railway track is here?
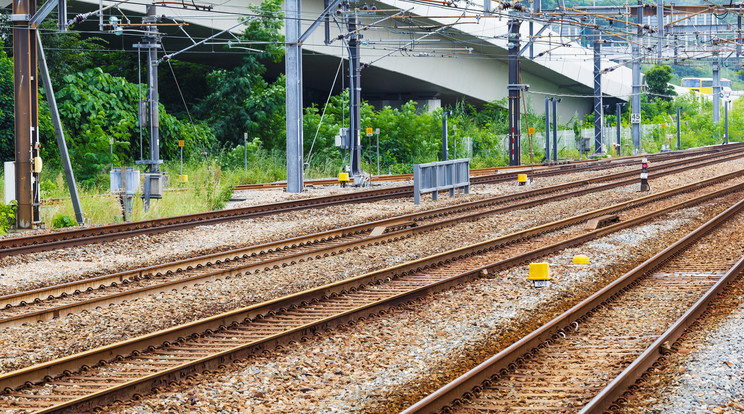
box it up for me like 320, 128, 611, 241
2, 155, 744, 328
233, 160, 586, 190
402, 187, 744, 413
0, 146, 741, 260
232, 145, 733, 190
2, 159, 744, 412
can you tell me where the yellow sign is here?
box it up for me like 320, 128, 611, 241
178, 140, 185, 147
527, 127, 535, 135
366, 127, 373, 136
661, 124, 666, 128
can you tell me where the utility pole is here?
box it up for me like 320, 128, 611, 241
593, 28, 603, 154
12, 0, 41, 229
285, 0, 303, 193
657, 0, 664, 59
552, 98, 558, 162
712, 58, 721, 124
677, 106, 681, 150
346, 4, 363, 179
739, 15, 742, 60
631, 0, 642, 152
616, 102, 622, 156
507, 19, 522, 166
442, 111, 449, 161
145, 6, 160, 176
725, 100, 729, 144
133, 5, 163, 210
544, 98, 550, 162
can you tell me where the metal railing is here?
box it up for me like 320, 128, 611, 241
413, 158, 470, 204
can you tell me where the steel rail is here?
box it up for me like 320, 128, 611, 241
2, 174, 743, 413
401, 191, 744, 414
580, 250, 744, 412
3, 156, 742, 324
234, 159, 597, 190
0, 162, 640, 308
233, 145, 738, 190
4, 166, 742, 328
1, 145, 740, 259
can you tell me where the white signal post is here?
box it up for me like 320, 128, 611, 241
640, 158, 650, 192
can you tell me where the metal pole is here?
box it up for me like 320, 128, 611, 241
593, 29, 602, 154
180, 145, 183, 177
739, 15, 742, 60
713, 58, 721, 124
442, 111, 448, 161
37, 33, 84, 225
285, 0, 304, 193
677, 106, 681, 150
632, 0, 642, 153
545, 98, 550, 162
145, 6, 160, 175
244, 132, 248, 171
12, 0, 39, 228
453, 124, 457, 158
657, 0, 663, 59
552, 98, 558, 161
616, 103, 622, 156
376, 130, 380, 176
507, 19, 522, 166
725, 100, 729, 144
347, 7, 363, 178
531, 0, 540, 59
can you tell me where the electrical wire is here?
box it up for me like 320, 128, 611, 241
305, 56, 344, 166
161, 41, 206, 147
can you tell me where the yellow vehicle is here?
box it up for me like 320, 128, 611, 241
681, 77, 733, 95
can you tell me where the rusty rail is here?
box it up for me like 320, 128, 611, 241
580, 247, 744, 412
4, 156, 744, 326
401, 191, 744, 414
233, 145, 735, 190
1, 171, 743, 412
1, 146, 741, 259
4, 167, 742, 328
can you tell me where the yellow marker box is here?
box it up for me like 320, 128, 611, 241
338, 172, 350, 182
517, 174, 528, 183
573, 255, 590, 265
528, 263, 551, 281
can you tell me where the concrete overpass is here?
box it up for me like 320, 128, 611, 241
53, 0, 631, 120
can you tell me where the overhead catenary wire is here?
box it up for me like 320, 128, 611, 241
161, 41, 208, 151
305, 56, 344, 166
34, 0, 744, 121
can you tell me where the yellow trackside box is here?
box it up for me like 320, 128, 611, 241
573, 254, 590, 265
338, 172, 350, 182
528, 263, 551, 281
517, 174, 528, 184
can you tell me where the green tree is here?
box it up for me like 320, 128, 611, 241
644, 64, 677, 101
48, 68, 214, 185
0, 38, 14, 163
195, 0, 285, 146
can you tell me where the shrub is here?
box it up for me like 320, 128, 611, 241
52, 214, 78, 228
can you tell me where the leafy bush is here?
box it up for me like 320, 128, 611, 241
0, 201, 15, 234
45, 68, 215, 186
52, 214, 78, 228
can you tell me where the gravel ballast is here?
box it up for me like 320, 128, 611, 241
1, 162, 742, 374
98, 199, 732, 414
0, 158, 743, 413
